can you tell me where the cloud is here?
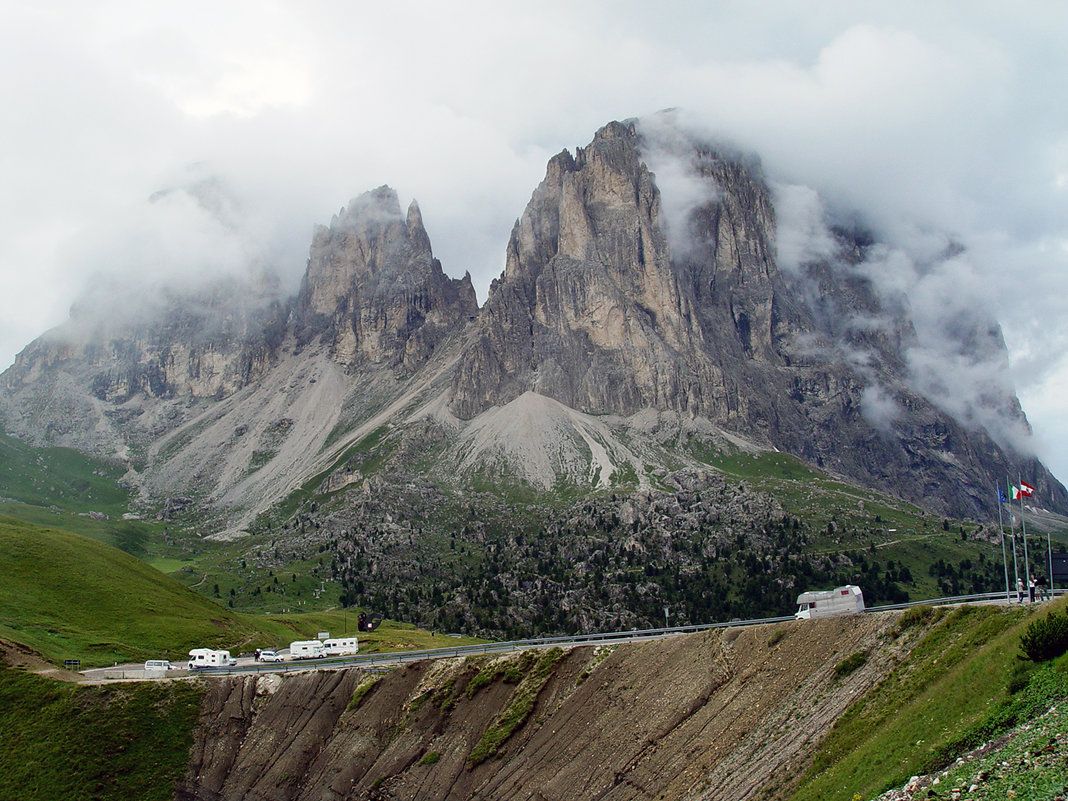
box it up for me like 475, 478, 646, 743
636, 114, 723, 259
772, 183, 839, 274
1, 1, 1066, 480
860, 384, 901, 433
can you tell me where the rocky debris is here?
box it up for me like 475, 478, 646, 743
875, 702, 1068, 801
262, 467, 915, 639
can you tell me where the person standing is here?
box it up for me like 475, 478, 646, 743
1036, 573, 1050, 601
1028, 576, 1036, 603
1017, 577, 1025, 603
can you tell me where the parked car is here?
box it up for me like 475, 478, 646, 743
259, 650, 284, 663
143, 659, 178, 671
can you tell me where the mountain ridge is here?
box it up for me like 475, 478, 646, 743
1, 116, 1064, 528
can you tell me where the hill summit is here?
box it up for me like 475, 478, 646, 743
1, 115, 1064, 530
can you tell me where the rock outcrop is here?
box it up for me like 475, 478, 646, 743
294, 186, 478, 374
447, 118, 1065, 516
177, 616, 903, 801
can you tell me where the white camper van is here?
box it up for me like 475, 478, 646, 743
289, 640, 327, 659
323, 637, 359, 656
187, 648, 237, 669
795, 585, 865, 620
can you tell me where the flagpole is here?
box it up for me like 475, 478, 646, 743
1019, 476, 1031, 591
997, 485, 1010, 600
1008, 477, 1020, 601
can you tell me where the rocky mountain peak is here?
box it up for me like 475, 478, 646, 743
294, 185, 476, 371
0, 116, 1063, 522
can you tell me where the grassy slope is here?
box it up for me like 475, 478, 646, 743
0, 430, 171, 558
0, 515, 273, 666
0, 515, 485, 668
701, 449, 1068, 601
0, 662, 202, 801
788, 597, 1068, 801
0, 431, 128, 514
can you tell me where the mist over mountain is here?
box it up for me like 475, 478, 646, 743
1, 116, 1063, 528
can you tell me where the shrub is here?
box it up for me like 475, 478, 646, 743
1007, 660, 1037, 694
419, 751, 440, 766
833, 651, 868, 680
897, 605, 934, 631
1019, 611, 1068, 662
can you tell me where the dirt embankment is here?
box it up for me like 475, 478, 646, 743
177, 613, 906, 801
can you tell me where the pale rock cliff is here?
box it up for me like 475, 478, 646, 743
294, 186, 478, 375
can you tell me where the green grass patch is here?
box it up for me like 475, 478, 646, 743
0, 431, 129, 515
0, 515, 462, 667
0, 662, 203, 801
789, 603, 1046, 801
468, 648, 565, 767
832, 651, 868, 680
146, 557, 192, 574
346, 675, 380, 713
926, 655, 1068, 770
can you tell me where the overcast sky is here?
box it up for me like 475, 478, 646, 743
2, 1, 1067, 484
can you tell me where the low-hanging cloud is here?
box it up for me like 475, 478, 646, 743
1, 1, 1066, 480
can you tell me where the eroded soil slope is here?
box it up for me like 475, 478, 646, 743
178, 614, 904, 801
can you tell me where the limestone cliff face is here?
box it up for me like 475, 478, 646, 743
447, 119, 1066, 516
294, 186, 477, 375
1, 273, 285, 405
450, 121, 721, 419
0, 273, 287, 456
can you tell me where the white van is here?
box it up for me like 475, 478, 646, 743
323, 637, 359, 656
289, 640, 327, 659
187, 648, 238, 669
144, 659, 175, 671
795, 585, 865, 619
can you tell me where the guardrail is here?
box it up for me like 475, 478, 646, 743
188, 589, 1066, 677
200, 614, 793, 676
866, 587, 1066, 613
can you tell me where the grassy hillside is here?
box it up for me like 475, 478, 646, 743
0, 431, 129, 514
787, 597, 1068, 800
0, 430, 171, 558
0, 661, 202, 801
0, 515, 273, 666
0, 515, 485, 668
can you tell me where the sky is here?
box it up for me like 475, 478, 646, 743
1, 1, 1067, 484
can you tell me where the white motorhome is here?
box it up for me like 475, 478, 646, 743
323, 637, 359, 656
187, 648, 237, 669
795, 585, 865, 619
289, 640, 327, 659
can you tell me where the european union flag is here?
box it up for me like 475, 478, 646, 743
998, 487, 1007, 503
